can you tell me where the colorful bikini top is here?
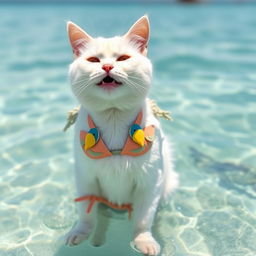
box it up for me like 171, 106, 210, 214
80, 111, 155, 159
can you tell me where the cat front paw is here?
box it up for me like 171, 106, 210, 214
65, 221, 93, 246
133, 232, 160, 256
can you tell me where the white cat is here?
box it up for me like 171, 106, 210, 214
65, 16, 178, 256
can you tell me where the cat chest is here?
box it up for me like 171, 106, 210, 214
97, 169, 135, 203
96, 157, 151, 201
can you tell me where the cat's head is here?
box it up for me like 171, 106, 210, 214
67, 16, 152, 112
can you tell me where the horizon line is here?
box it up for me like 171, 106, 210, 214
0, 0, 253, 3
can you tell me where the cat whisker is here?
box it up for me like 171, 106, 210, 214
72, 75, 102, 95
75, 86, 90, 97
125, 80, 146, 96
116, 73, 148, 87
127, 75, 147, 82
113, 71, 128, 79
90, 71, 104, 78
131, 79, 148, 89
126, 78, 148, 92
73, 84, 90, 96
131, 79, 148, 91
73, 81, 92, 96
72, 77, 91, 86
90, 72, 105, 82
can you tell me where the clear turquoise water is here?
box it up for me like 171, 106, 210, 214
1, 3, 256, 256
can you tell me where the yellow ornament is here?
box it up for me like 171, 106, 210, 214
84, 133, 96, 150
133, 129, 145, 147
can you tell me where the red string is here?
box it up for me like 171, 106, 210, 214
75, 195, 133, 220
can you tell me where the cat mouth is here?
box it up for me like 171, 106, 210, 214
97, 75, 122, 89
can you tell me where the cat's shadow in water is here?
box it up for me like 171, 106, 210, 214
54, 239, 140, 256
54, 219, 141, 256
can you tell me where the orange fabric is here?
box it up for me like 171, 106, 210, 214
80, 130, 112, 159
134, 111, 143, 125
88, 115, 96, 129
120, 130, 147, 156
74, 195, 133, 219
80, 111, 155, 159
144, 125, 155, 141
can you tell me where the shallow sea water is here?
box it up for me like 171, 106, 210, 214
0, 3, 256, 256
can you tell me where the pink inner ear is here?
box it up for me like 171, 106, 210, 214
130, 35, 148, 52
125, 16, 150, 54
72, 39, 87, 56
68, 22, 92, 57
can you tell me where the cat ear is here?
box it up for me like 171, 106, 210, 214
124, 15, 150, 55
67, 21, 93, 57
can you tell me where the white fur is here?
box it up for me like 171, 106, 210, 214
65, 18, 178, 255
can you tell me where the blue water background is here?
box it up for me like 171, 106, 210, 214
1, 3, 256, 256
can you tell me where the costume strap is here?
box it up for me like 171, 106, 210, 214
75, 195, 133, 220
134, 111, 143, 125
88, 114, 96, 129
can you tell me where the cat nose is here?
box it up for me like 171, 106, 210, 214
102, 64, 114, 73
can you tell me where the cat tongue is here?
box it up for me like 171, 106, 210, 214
100, 82, 119, 90
97, 75, 122, 90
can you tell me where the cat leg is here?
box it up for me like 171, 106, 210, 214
131, 184, 162, 256
90, 205, 110, 247
65, 181, 100, 246
161, 134, 179, 198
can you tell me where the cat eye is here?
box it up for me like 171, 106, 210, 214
116, 55, 130, 61
87, 57, 100, 62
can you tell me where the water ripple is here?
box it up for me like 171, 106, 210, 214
1, 3, 256, 256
